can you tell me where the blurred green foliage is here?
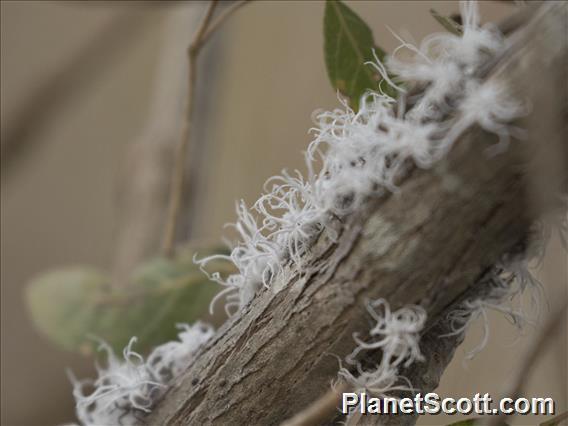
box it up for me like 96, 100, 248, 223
26, 245, 232, 355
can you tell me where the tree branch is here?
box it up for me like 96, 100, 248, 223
147, 3, 567, 425
161, 0, 251, 257
111, 6, 202, 286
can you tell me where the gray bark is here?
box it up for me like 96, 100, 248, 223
147, 3, 567, 425
355, 268, 511, 426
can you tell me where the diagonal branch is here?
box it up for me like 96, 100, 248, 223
147, 3, 567, 425
1, 11, 148, 178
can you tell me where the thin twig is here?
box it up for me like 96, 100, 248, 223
201, 0, 250, 46
161, 0, 216, 257
161, 0, 251, 257
280, 382, 350, 426
111, 6, 199, 287
489, 300, 568, 426
192, 0, 220, 45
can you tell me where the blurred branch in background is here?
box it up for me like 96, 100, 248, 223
0, 7, 153, 179
114, 0, 254, 283
161, 0, 251, 257
111, 4, 200, 287
23, 1, 247, 357
0, 0, 247, 285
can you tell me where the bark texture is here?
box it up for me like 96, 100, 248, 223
147, 3, 567, 425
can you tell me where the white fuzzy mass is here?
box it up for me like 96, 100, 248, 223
71, 1, 535, 424
196, 1, 525, 317
70, 323, 213, 426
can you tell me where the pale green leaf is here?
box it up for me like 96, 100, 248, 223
25, 245, 232, 355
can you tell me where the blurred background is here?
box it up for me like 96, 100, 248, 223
1, 1, 565, 425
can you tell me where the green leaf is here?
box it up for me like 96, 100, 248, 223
430, 8, 463, 36
25, 245, 233, 355
324, 0, 393, 110
26, 267, 108, 353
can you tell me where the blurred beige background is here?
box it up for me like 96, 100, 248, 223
1, 1, 565, 425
